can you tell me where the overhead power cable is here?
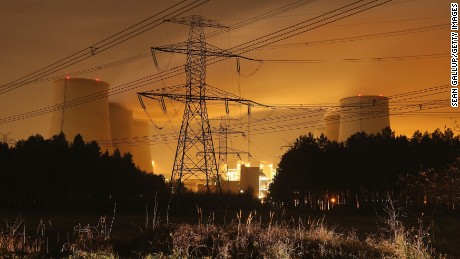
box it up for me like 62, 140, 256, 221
98, 98, 452, 148
97, 84, 449, 147
0, 0, 210, 95
32, 53, 152, 84
0, 0, 46, 23
0, 0, 316, 91
227, 102, 449, 137
257, 24, 447, 50
206, 0, 318, 39
260, 53, 447, 63
30, 22, 445, 85
227, 84, 448, 126
0, 0, 394, 124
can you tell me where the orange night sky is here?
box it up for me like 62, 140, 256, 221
0, 0, 457, 177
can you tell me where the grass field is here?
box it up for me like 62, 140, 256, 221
1, 206, 458, 258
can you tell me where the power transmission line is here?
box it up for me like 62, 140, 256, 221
24, 22, 445, 87
0, 0, 394, 124
261, 53, 447, 63
258, 24, 447, 50
0, 0, 46, 23
99, 84, 449, 147
0, 0, 210, 95
5, 0, 318, 87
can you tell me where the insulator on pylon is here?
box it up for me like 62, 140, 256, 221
225, 99, 229, 115
236, 58, 241, 73
151, 49, 159, 70
160, 96, 167, 113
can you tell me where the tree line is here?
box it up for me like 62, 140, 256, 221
0, 133, 168, 212
268, 128, 460, 212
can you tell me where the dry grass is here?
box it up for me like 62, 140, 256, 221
61, 215, 116, 258
141, 208, 439, 259
0, 204, 444, 258
376, 197, 443, 259
0, 216, 48, 257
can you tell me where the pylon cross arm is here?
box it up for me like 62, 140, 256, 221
165, 15, 228, 28
152, 42, 237, 58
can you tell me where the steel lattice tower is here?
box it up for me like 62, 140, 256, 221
154, 15, 233, 192
140, 15, 265, 192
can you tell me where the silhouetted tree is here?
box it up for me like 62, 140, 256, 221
400, 159, 460, 210
0, 133, 168, 212
269, 128, 460, 211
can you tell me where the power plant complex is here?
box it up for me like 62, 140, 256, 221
48, 77, 391, 196
214, 95, 390, 199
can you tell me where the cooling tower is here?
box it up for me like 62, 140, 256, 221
324, 111, 340, 141
109, 103, 133, 156
131, 119, 153, 173
49, 78, 112, 151
313, 127, 325, 138
338, 95, 390, 142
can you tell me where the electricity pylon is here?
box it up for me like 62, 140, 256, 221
215, 116, 248, 176
138, 15, 267, 193
147, 15, 237, 193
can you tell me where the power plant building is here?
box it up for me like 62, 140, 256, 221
324, 111, 340, 141
109, 102, 133, 156
131, 119, 153, 173
240, 165, 262, 198
49, 78, 112, 151
338, 95, 390, 142
49, 78, 154, 173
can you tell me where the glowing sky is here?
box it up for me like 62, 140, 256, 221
0, 0, 457, 176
